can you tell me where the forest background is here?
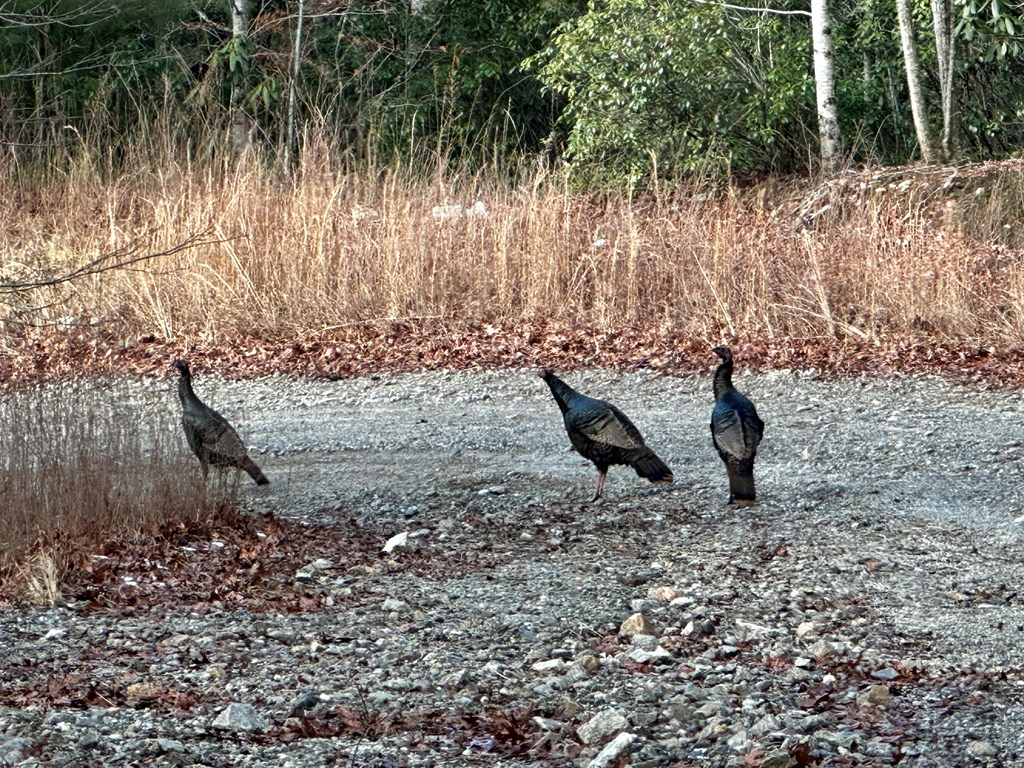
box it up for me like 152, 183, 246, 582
3, 0, 1024, 382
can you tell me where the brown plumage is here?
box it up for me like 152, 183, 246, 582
172, 359, 269, 485
540, 368, 673, 500
710, 346, 763, 504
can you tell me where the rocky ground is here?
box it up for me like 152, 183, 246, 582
2, 367, 1024, 767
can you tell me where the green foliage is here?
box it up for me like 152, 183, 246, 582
528, 0, 815, 183
302, 0, 575, 171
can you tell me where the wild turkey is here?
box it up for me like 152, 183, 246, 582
710, 346, 763, 504
539, 368, 673, 500
172, 359, 269, 485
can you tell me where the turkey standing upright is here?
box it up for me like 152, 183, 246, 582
710, 346, 763, 504
539, 368, 673, 500
172, 360, 270, 485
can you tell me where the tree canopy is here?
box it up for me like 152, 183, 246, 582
1, 0, 1023, 184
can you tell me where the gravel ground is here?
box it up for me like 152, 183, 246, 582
2, 367, 1024, 767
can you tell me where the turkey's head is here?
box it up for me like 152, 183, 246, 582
711, 346, 733, 363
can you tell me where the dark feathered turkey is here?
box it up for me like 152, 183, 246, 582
540, 368, 673, 500
710, 346, 763, 504
172, 359, 269, 485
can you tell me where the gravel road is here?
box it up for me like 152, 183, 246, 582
2, 367, 1024, 767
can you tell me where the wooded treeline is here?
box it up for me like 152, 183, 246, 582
2, 0, 1023, 184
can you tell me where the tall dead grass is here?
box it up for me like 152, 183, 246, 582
3, 137, 1024, 344
0, 381, 232, 601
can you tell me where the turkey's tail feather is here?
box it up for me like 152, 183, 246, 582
631, 449, 674, 484
726, 457, 756, 503
242, 458, 270, 486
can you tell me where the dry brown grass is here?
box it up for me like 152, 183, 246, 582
0, 380, 233, 601
2, 144, 1024, 346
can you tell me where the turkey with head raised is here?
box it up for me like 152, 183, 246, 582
710, 346, 763, 504
172, 359, 269, 485
539, 368, 673, 500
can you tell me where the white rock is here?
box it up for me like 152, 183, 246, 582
623, 646, 673, 664
381, 598, 408, 613
871, 666, 899, 681
212, 703, 268, 732
532, 716, 562, 731
796, 621, 817, 637
382, 531, 409, 553
967, 740, 997, 757
587, 731, 635, 767
156, 738, 185, 754
531, 659, 565, 673
735, 619, 773, 638
295, 561, 327, 582
577, 709, 628, 744
466, 200, 488, 218
432, 204, 464, 221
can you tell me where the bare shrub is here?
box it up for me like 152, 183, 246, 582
0, 381, 232, 599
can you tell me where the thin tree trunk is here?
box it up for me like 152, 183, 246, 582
229, 0, 251, 157
811, 0, 842, 173
896, 0, 941, 162
930, 0, 957, 156
284, 0, 305, 175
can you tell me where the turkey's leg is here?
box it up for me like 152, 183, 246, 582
592, 470, 607, 501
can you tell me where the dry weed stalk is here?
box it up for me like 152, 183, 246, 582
2, 148, 1023, 343
19, 549, 61, 607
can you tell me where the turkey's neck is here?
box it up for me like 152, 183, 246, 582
178, 374, 198, 409
544, 375, 577, 415
712, 360, 734, 400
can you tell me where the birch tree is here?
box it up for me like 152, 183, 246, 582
811, 0, 842, 172
895, 0, 940, 162
284, 0, 305, 175
930, 0, 956, 156
229, 0, 252, 156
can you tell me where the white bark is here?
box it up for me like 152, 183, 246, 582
811, 0, 842, 173
896, 0, 940, 162
930, 0, 956, 156
285, 0, 305, 175
230, 0, 247, 37
229, 0, 251, 156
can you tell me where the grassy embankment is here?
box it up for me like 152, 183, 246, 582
4, 148, 1024, 350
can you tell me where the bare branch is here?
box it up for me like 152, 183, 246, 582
687, 0, 812, 17
0, 229, 222, 294
0, 52, 111, 80
0, 0, 118, 28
